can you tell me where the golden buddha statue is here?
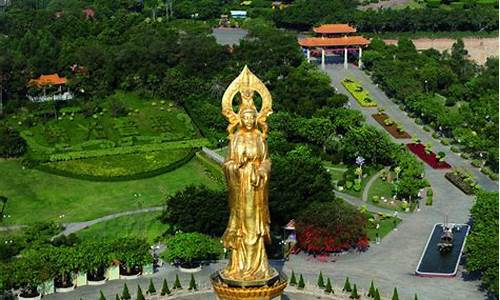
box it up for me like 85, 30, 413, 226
220, 66, 276, 283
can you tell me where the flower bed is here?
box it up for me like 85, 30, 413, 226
372, 113, 411, 139
444, 172, 476, 195
341, 78, 377, 107
407, 143, 451, 169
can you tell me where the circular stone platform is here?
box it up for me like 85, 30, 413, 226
211, 271, 287, 300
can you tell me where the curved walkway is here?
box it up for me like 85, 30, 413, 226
59, 206, 164, 236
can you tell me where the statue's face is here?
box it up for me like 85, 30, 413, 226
241, 110, 256, 131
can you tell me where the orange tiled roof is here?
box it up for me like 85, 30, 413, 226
313, 24, 357, 34
28, 74, 68, 87
299, 36, 370, 47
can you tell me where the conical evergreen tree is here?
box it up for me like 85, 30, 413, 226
350, 284, 359, 299
188, 274, 197, 291
98, 291, 106, 300
173, 274, 182, 289
136, 285, 145, 300
392, 288, 399, 300
147, 279, 156, 295
298, 274, 305, 289
374, 289, 381, 300
324, 278, 333, 294
289, 270, 297, 286
122, 283, 131, 300
414, 293, 418, 300
161, 279, 171, 296
368, 280, 376, 297
317, 271, 325, 288
343, 277, 352, 292
115, 294, 120, 300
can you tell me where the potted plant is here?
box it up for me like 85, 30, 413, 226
112, 237, 152, 279
14, 248, 55, 299
52, 246, 79, 292
78, 240, 111, 284
163, 232, 223, 272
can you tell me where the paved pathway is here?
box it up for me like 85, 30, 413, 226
211, 27, 248, 46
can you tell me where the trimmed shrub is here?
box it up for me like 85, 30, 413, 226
147, 279, 156, 295
298, 274, 305, 289
122, 283, 131, 300
325, 278, 333, 294
368, 280, 376, 297
471, 160, 482, 168
350, 284, 359, 299
450, 146, 460, 153
160, 279, 171, 296
317, 271, 325, 288
136, 285, 145, 300
374, 289, 381, 300
173, 274, 182, 289
415, 118, 423, 125
372, 196, 380, 204
461, 153, 470, 160
343, 277, 352, 292
188, 274, 197, 291
426, 189, 433, 197
290, 271, 297, 286
426, 195, 433, 206
392, 287, 399, 300
99, 291, 106, 300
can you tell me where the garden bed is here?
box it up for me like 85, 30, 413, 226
444, 172, 476, 195
341, 78, 377, 107
407, 143, 451, 169
372, 113, 411, 139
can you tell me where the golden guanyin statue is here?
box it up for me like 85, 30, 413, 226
220, 66, 276, 283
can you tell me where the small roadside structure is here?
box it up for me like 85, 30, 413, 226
230, 10, 247, 19
298, 24, 369, 70
27, 73, 73, 103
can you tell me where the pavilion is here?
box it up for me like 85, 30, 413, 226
298, 24, 369, 69
27, 73, 73, 102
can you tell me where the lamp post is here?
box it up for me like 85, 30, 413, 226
424, 80, 428, 93
355, 156, 365, 181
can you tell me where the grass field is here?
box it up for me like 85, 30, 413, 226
367, 215, 402, 241
76, 211, 167, 244
367, 176, 394, 202
342, 167, 378, 198
0, 157, 223, 225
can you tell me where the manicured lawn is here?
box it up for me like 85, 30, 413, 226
0, 158, 223, 225
76, 211, 167, 244
367, 176, 396, 208
323, 161, 348, 181
366, 214, 402, 241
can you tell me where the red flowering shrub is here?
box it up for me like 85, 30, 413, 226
407, 143, 451, 169
296, 201, 368, 254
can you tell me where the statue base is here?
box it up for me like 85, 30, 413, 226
211, 270, 287, 300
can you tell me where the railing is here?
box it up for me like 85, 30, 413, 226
27, 92, 74, 103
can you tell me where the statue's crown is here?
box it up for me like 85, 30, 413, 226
237, 66, 257, 113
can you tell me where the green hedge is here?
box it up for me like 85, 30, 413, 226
37, 149, 196, 181
195, 152, 225, 185
46, 138, 209, 162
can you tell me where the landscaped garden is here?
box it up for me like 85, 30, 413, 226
445, 168, 479, 195
341, 77, 377, 107
372, 111, 411, 139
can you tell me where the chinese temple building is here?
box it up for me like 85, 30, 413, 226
298, 24, 369, 69
27, 73, 73, 102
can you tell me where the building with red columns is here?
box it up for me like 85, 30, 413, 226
298, 24, 369, 69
